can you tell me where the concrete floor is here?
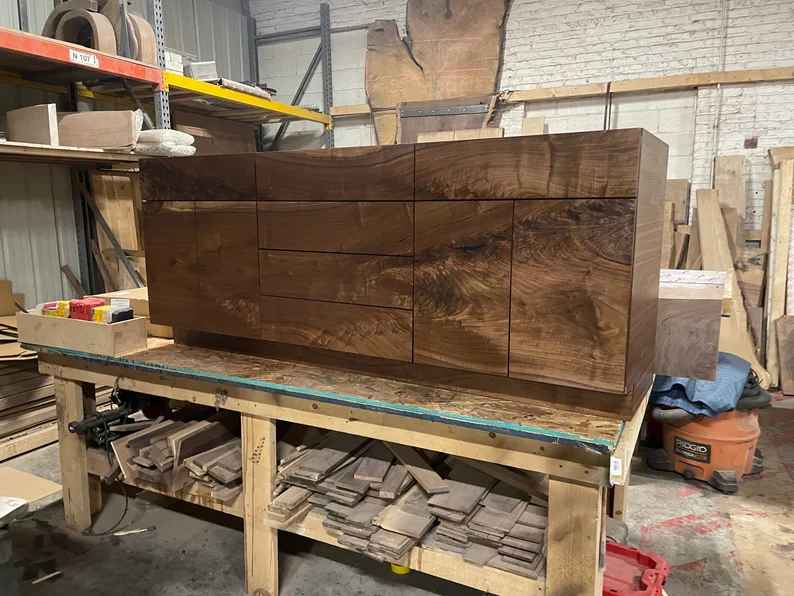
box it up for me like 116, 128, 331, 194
3, 398, 793, 596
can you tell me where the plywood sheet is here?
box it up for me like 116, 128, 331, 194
414, 201, 512, 375
510, 199, 635, 393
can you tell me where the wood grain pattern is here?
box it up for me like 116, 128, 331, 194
414, 201, 512, 375
655, 295, 721, 380
259, 296, 412, 362
196, 202, 260, 338
142, 201, 197, 328
259, 250, 412, 309
625, 131, 667, 403
178, 329, 636, 419
415, 129, 642, 200
257, 146, 414, 201
124, 342, 624, 442
257, 201, 413, 255
510, 199, 635, 393
141, 155, 255, 202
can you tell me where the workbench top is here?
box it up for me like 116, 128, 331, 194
30, 341, 625, 452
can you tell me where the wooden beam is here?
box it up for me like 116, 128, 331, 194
766, 162, 794, 386
504, 82, 610, 103
547, 479, 605, 596
697, 190, 770, 387
55, 378, 92, 531
242, 413, 278, 596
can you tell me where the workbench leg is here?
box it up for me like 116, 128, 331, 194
546, 478, 605, 596
610, 471, 630, 521
242, 413, 278, 596
55, 378, 92, 531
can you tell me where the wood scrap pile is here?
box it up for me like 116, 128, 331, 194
268, 425, 548, 579
657, 149, 794, 390
112, 417, 242, 504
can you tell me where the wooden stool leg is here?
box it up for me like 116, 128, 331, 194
546, 478, 605, 596
242, 413, 278, 596
55, 378, 91, 531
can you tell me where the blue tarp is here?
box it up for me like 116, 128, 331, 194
651, 352, 751, 417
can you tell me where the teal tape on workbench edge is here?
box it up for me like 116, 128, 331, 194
29, 344, 619, 453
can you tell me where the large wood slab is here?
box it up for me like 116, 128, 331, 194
141, 155, 255, 202
259, 251, 412, 309
414, 130, 643, 200
257, 202, 413, 255
414, 201, 512, 375
196, 202, 260, 338
256, 146, 414, 201
509, 199, 635, 393
259, 296, 413, 362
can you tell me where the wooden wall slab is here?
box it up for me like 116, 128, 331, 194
259, 251, 413, 309
259, 296, 412, 362
414, 201, 512, 375
257, 202, 413, 255
509, 199, 635, 393
142, 201, 197, 328
141, 155, 256, 202
256, 146, 414, 201
414, 130, 643, 200
196, 202, 260, 339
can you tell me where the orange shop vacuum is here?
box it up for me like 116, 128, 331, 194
646, 371, 769, 494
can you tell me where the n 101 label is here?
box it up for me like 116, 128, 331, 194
69, 48, 99, 69
674, 436, 711, 463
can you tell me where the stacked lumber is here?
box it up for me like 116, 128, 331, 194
655, 151, 794, 389
112, 417, 242, 503
268, 425, 548, 579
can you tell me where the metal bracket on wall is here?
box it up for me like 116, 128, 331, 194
148, 0, 171, 129
320, 2, 334, 148
400, 104, 490, 118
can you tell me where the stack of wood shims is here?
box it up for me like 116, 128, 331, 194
268, 424, 549, 578
112, 417, 241, 503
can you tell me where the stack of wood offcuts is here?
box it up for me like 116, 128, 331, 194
268, 425, 548, 579
112, 418, 242, 504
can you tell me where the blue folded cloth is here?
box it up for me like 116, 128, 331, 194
651, 352, 751, 417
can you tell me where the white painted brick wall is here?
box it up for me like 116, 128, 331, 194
252, 0, 794, 230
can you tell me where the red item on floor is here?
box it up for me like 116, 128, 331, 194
603, 542, 669, 595
69, 298, 105, 320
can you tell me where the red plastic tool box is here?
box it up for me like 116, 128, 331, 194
603, 542, 669, 595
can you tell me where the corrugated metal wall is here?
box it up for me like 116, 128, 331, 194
0, 2, 82, 307
130, 0, 254, 81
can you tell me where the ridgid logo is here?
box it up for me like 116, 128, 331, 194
674, 437, 711, 463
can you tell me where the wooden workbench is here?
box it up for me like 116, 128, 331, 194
32, 340, 645, 596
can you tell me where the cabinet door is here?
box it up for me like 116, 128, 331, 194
414, 201, 512, 375
509, 199, 634, 392
195, 201, 260, 338
143, 201, 197, 329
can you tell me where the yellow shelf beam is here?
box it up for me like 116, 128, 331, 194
162, 72, 331, 127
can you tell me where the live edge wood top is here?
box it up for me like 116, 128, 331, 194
29, 342, 623, 451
